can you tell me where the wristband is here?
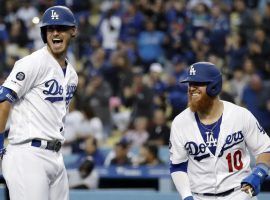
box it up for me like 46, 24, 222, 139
241, 163, 269, 196
256, 163, 269, 176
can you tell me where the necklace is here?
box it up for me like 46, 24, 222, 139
199, 119, 220, 135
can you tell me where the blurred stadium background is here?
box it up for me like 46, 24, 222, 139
0, 0, 270, 199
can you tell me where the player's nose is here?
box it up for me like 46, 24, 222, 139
188, 84, 197, 90
188, 84, 199, 93
51, 29, 60, 35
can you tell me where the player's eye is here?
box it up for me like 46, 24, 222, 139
47, 25, 70, 32
189, 82, 207, 87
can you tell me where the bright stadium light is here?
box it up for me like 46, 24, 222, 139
32, 17, 40, 24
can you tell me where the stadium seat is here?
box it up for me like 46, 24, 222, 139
159, 146, 169, 165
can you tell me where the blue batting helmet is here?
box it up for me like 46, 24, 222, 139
180, 62, 222, 97
40, 6, 76, 43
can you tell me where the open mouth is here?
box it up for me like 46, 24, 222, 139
52, 38, 63, 47
191, 93, 200, 96
189, 92, 201, 100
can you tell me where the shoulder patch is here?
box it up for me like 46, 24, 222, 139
16, 72, 25, 81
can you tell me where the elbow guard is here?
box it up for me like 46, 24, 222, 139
0, 86, 17, 103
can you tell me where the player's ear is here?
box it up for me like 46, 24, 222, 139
70, 27, 77, 38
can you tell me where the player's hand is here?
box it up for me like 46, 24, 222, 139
241, 183, 254, 197
241, 163, 268, 196
183, 196, 194, 200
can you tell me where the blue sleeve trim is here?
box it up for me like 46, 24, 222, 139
184, 196, 194, 200
0, 86, 17, 103
0, 132, 5, 149
170, 161, 188, 173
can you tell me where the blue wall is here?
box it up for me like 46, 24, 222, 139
69, 190, 270, 200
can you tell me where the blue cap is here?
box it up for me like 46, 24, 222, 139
180, 62, 221, 83
40, 6, 76, 28
180, 62, 223, 97
40, 6, 77, 43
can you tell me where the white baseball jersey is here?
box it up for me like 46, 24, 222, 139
3, 46, 78, 144
170, 101, 270, 194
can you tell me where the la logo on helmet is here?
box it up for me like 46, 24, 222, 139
190, 65, 196, 76
51, 10, 59, 20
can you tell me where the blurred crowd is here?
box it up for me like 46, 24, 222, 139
1, 0, 270, 188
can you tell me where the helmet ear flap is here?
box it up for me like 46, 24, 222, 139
206, 75, 222, 97
41, 27, 47, 43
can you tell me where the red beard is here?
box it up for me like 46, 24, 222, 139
188, 91, 214, 113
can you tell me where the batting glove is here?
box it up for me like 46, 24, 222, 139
241, 163, 269, 196
184, 196, 194, 200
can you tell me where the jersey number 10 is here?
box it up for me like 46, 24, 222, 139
226, 150, 243, 172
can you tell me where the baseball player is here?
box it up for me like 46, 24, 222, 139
0, 6, 78, 200
169, 62, 270, 200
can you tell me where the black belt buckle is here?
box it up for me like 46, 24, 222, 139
47, 140, 61, 152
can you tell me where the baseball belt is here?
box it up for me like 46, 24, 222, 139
31, 139, 62, 152
194, 186, 241, 197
